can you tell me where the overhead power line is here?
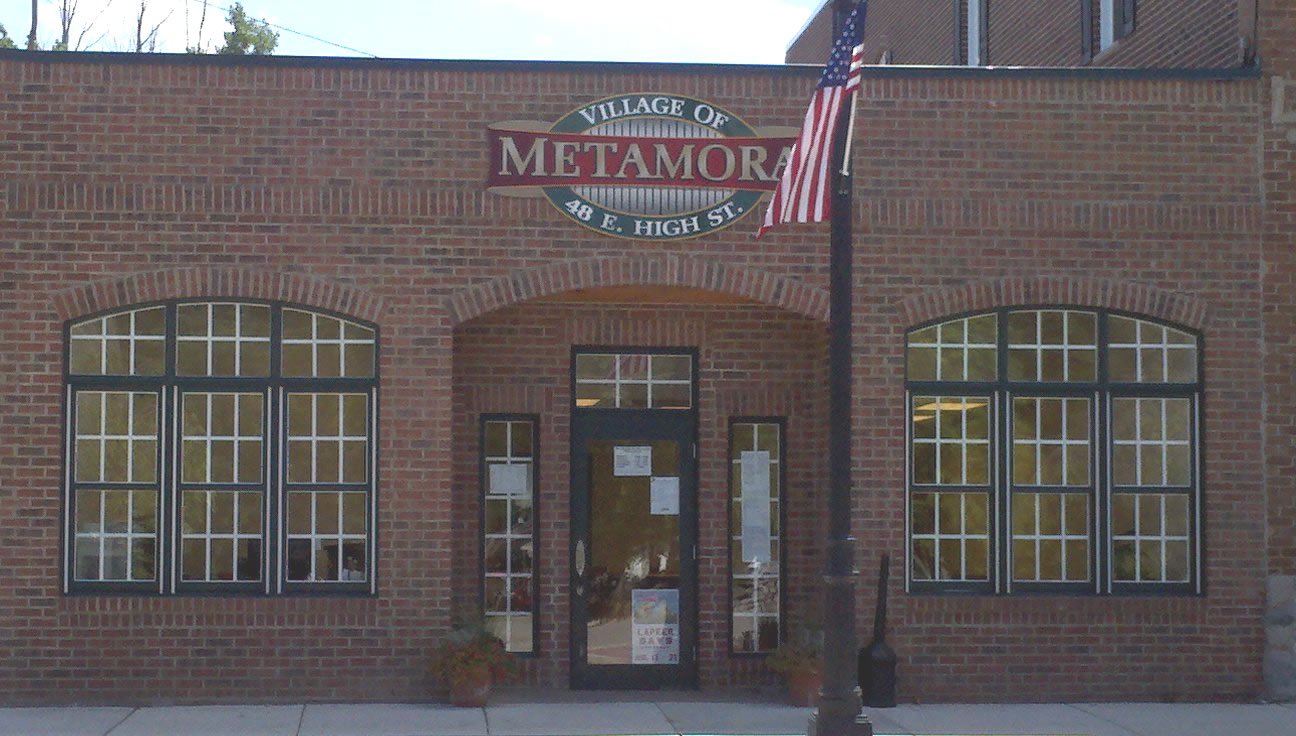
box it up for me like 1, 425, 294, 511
182, 0, 379, 57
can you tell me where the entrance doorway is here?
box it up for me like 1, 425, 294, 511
569, 351, 697, 689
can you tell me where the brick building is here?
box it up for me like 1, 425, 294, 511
0, 0, 1293, 705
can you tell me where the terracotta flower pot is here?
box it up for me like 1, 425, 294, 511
786, 669, 821, 707
449, 663, 492, 707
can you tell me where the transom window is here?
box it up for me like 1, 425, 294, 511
906, 308, 1201, 595
64, 301, 377, 595
574, 352, 692, 409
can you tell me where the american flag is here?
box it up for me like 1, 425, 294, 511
758, 1, 868, 237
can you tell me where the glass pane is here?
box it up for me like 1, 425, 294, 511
965, 539, 988, 580
211, 538, 235, 581
652, 382, 691, 409
512, 423, 534, 456
575, 354, 615, 382
1112, 495, 1136, 536
287, 539, 311, 580
343, 493, 366, 534
1113, 540, 1137, 581
344, 343, 375, 378
1165, 495, 1189, 536
283, 309, 312, 340
238, 540, 263, 581
242, 342, 271, 377
316, 316, 341, 340
211, 492, 235, 534
484, 422, 508, 457
1109, 347, 1136, 382
317, 493, 340, 535
240, 493, 262, 533
575, 381, 615, 408
1007, 312, 1034, 344
620, 383, 648, 409
316, 441, 340, 483
912, 539, 935, 581
318, 344, 342, 377
618, 354, 648, 380
288, 493, 311, 535
105, 340, 131, 375
1065, 540, 1089, 581
182, 538, 205, 581
136, 341, 165, 375
937, 539, 961, 578
967, 348, 996, 381
1012, 540, 1034, 580
652, 355, 690, 381
908, 347, 936, 381
282, 344, 312, 376
1167, 349, 1196, 382
911, 494, 935, 535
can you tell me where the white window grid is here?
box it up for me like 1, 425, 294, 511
74, 488, 156, 581
1111, 493, 1191, 583
483, 420, 535, 652
910, 491, 990, 581
906, 315, 996, 381
1108, 317, 1197, 383
176, 303, 270, 376
287, 393, 368, 484
1011, 492, 1090, 582
574, 353, 692, 408
730, 422, 781, 653
282, 308, 375, 378
76, 391, 158, 483
912, 396, 991, 486
1111, 398, 1192, 486
180, 490, 262, 582
1007, 310, 1097, 382
1012, 397, 1090, 486
286, 490, 367, 582
182, 393, 264, 484
69, 307, 166, 375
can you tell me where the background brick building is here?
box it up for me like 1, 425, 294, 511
0, 0, 1292, 705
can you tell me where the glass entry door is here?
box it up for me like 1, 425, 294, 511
570, 410, 696, 689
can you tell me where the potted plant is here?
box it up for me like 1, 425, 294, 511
430, 616, 518, 707
768, 621, 823, 707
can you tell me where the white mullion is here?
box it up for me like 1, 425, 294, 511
205, 394, 214, 484
203, 490, 213, 582
335, 397, 344, 483
125, 489, 135, 580
233, 306, 243, 376
98, 393, 108, 482
277, 388, 285, 593
310, 315, 320, 377
309, 394, 319, 484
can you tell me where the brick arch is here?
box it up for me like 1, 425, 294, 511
52, 268, 386, 323
898, 276, 1210, 331
444, 255, 830, 326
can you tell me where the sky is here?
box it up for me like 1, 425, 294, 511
0, 0, 826, 64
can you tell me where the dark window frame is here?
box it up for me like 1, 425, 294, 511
905, 306, 1203, 597
62, 299, 380, 597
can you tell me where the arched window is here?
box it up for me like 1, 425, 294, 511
905, 309, 1201, 594
64, 301, 378, 595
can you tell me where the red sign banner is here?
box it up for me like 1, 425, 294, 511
488, 127, 795, 192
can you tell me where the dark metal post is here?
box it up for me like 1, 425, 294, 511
809, 1, 872, 735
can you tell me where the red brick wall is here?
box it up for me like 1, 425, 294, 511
451, 302, 829, 688
1261, 0, 1296, 575
788, 0, 1240, 68
0, 50, 1268, 703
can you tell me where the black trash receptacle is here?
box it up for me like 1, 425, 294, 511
858, 638, 897, 707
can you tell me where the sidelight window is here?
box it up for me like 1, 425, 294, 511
729, 419, 784, 653
481, 417, 537, 653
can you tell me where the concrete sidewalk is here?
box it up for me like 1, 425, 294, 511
0, 698, 1292, 736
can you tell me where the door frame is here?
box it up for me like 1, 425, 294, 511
568, 347, 699, 689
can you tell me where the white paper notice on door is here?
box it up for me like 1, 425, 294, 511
488, 463, 529, 497
740, 451, 772, 562
613, 445, 653, 476
650, 476, 679, 515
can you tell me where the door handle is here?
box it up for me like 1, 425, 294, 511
574, 539, 587, 596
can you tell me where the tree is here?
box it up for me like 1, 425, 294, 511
132, 1, 171, 53
217, 3, 277, 56
53, 0, 113, 52
0, 23, 16, 49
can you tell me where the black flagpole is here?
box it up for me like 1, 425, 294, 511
808, 1, 872, 735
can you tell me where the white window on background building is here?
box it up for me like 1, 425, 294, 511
1100, 0, 1136, 52
967, 0, 987, 67
905, 309, 1201, 595
65, 301, 378, 595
